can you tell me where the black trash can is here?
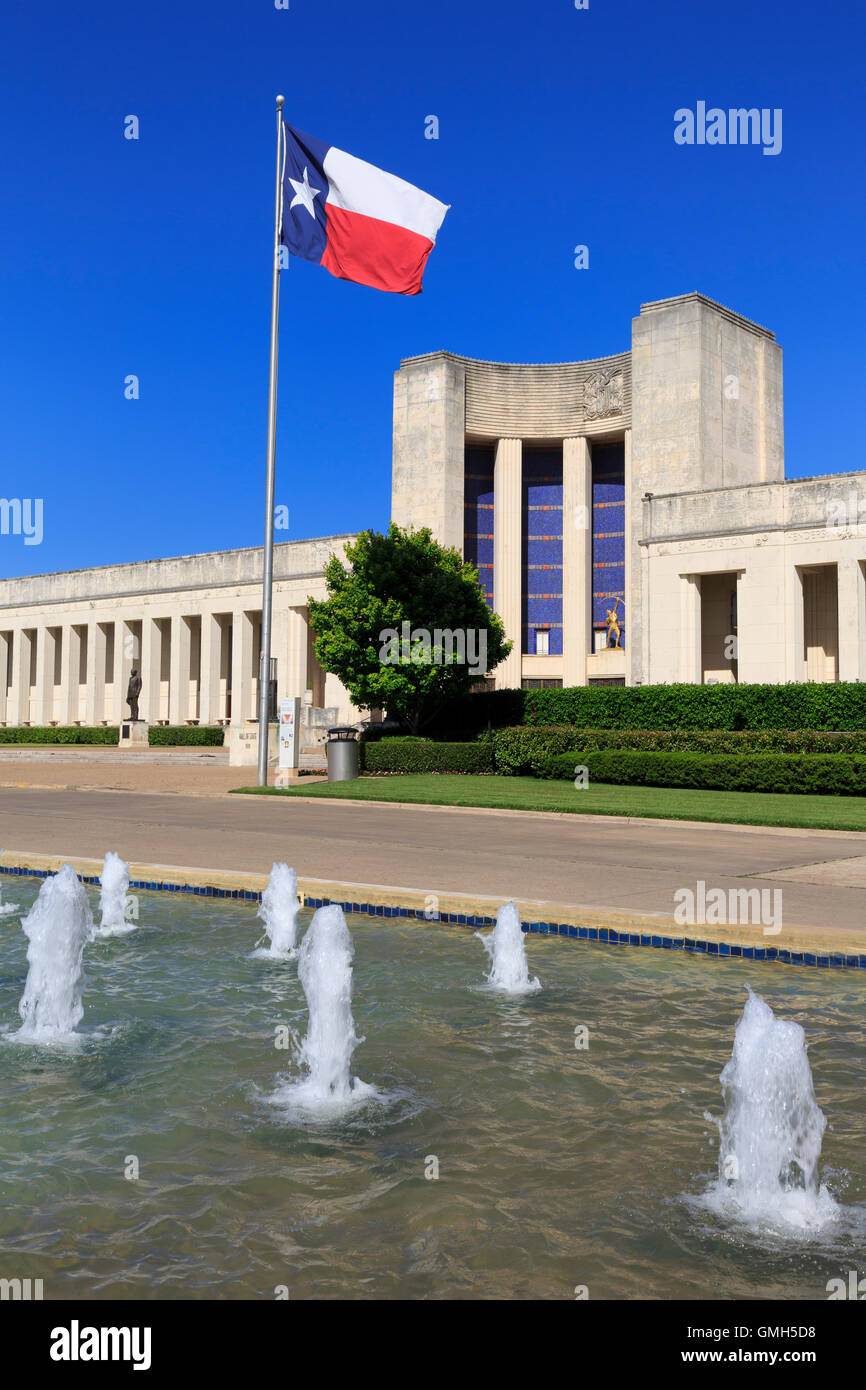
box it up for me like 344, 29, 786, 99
326, 726, 360, 782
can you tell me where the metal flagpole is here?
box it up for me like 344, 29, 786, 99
256, 94, 286, 786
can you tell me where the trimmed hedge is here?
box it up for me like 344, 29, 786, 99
429, 683, 866, 735
535, 749, 866, 797
492, 725, 866, 775
0, 725, 226, 747
148, 726, 225, 747
0, 725, 119, 745
361, 740, 494, 775
524, 683, 866, 730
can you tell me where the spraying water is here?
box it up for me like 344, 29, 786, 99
270, 904, 374, 1111
12, 864, 93, 1045
93, 851, 136, 938
476, 902, 541, 994
703, 987, 838, 1230
253, 863, 301, 958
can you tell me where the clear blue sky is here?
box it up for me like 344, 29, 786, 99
1, 0, 864, 578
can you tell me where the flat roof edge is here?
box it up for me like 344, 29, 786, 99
0, 535, 359, 587
638, 292, 776, 340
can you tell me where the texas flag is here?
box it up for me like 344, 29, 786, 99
280, 124, 450, 296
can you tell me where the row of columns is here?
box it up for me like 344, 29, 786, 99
0, 605, 319, 727
676, 558, 866, 684
492, 434, 603, 688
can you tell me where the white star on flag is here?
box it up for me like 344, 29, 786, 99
288, 166, 321, 220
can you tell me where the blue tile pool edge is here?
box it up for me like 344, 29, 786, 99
0, 864, 861, 972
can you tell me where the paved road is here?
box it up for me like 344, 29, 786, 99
0, 785, 863, 942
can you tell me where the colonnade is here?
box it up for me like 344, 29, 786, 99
674, 558, 866, 685
0, 602, 323, 726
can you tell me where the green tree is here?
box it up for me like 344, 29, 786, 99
308, 524, 511, 733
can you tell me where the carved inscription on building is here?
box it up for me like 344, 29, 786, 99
584, 369, 624, 420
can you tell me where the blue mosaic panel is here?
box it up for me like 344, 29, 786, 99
464, 446, 495, 607
522, 448, 563, 655
592, 442, 625, 648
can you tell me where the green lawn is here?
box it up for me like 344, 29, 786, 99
231, 774, 866, 831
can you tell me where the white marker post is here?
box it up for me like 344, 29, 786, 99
278, 695, 300, 779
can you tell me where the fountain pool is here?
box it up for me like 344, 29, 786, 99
0, 877, 864, 1300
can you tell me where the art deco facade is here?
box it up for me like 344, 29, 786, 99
0, 292, 863, 736
392, 292, 863, 688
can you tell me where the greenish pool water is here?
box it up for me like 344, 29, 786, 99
0, 879, 864, 1300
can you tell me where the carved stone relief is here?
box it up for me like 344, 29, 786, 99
584, 369, 624, 420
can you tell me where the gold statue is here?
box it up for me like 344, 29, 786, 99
604, 596, 624, 649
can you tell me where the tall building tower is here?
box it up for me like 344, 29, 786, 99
390, 293, 789, 689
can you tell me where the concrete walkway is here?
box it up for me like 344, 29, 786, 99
0, 754, 323, 791
0, 780, 863, 953
0, 745, 230, 769
0, 763, 245, 795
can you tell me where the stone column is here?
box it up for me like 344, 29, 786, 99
271, 605, 289, 705
0, 630, 10, 723
62, 625, 81, 723
171, 617, 184, 724
732, 571, 751, 683
139, 616, 161, 724
837, 559, 865, 682
230, 611, 254, 723
198, 612, 222, 724
59, 625, 71, 724
169, 616, 192, 725
217, 617, 230, 721
34, 627, 53, 725
49, 627, 63, 723
110, 621, 125, 722
735, 565, 775, 684
82, 624, 93, 725
562, 437, 592, 686
679, 574, 702, 683
74, 624, 87, 723
493, 438, 523, 690
7, 629, 24, 725
25, 629, 36, 723
286, 606, 310, 698
785, 566, 805, 683
230, 612, 242, 723
85, 621, 107, 725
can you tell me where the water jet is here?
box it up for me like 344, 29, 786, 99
269, 903, 374, 1110
93, 851, 136, 938
476, 902, 541, 994
253, 863, 301, 958
12, 864, 93, 1045
705, 987, 838, 1230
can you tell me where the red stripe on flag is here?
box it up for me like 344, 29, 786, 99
321, 204, 436, 295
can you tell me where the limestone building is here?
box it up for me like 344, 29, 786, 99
0, 292, 863, 737
392, 292, 864, 688
0, 538, 359, 739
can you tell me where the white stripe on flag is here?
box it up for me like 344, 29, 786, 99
323, 147, 449, 242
